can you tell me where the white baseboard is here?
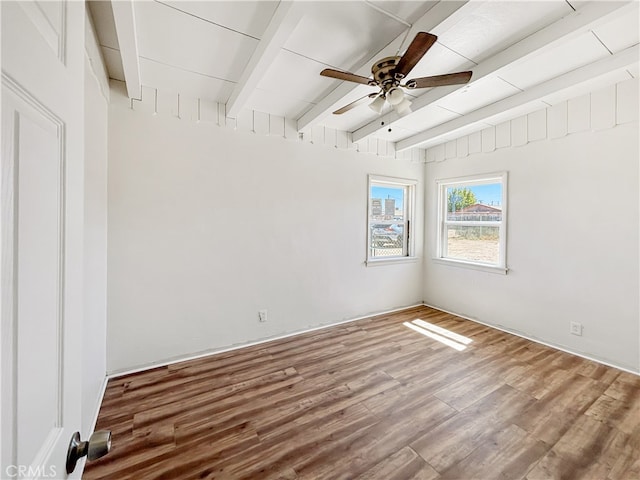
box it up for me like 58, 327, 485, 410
107, 303, 424, 379
422, 302, 639, 376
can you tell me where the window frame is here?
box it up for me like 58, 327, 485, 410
366, 174, 417, 266
435, 172, 508, 274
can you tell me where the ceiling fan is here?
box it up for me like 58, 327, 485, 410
320, 32, 472, 116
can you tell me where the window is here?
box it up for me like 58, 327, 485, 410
367, 175, 416, 264
436, 173, 507, 273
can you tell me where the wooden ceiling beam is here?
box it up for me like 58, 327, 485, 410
396, 44, 638, 151
112, 0, 141, 99
226, 2, 303, 119
353, 0, 635, 144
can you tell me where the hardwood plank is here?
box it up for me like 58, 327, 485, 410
552, 414, 627, 470
608, 428, 640, 480
132, 367, 301, 429
513, 401, 581, 446
292, 397, 455, 479
122, 420, 265, 480
528, 372, 608, 415
604, 372, 640, 401
506, 361, 575, 399
83, 438, 177, 480
156, 405, 378, 480
438, 423, 548, 479
411, 384, 536, 472
585, 392, 640, 434
576, 361, 622, 384
84, 306, 640, 480
235, 371, 399, 443
227, 405, 380, 480
355, 446, 439, 480
432, 363, 506, 410
526, 447, 611, 480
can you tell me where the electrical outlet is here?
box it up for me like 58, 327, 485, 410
570, 321, 583, 336
258, 310, 267, 323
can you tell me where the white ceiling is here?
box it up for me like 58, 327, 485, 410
88, 0, 639, 150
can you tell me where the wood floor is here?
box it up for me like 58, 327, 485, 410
84, 306, 640, 480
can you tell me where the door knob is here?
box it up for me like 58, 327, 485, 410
66, 430, 111, 474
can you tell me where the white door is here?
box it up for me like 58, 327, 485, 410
2, 1, 85, 479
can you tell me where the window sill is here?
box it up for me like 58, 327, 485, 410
366, 256, 420, 267
431, 257, 508, 275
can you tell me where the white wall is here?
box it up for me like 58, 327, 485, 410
107, 85, 424, 373
423, 79, 639, 372
82, 15, 108, 435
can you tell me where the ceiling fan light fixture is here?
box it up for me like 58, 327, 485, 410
368, 95, 386, 114
387, 87, 405, 106
394, 98, 412, 116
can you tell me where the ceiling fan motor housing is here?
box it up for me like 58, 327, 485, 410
372, 56, 401, 90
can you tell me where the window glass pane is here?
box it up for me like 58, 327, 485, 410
370, 224, 404, 257
369, 183, 406, 258
445, 225, 499, 264
438, 174, 506, 269
371, 185, 404, 221
446, 183, 502, 221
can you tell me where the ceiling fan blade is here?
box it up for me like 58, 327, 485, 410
393, 32, 437, 79
333, 93, 378, 115
321, 68, 374, 85
405, 71, 473, 89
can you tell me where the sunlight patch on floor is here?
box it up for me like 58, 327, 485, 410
403, 319, 472, 351
412, 319, 473, 345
